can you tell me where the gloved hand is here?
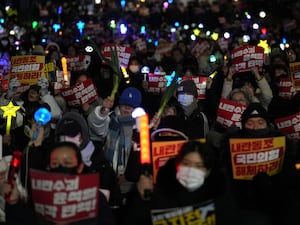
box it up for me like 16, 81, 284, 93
7, 78, 20, 99
37, 77, 49, 96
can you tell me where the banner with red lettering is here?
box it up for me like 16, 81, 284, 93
191, 39, 211, 58
60, 79, 98, 107
230, 46, 264, 73
64, 55, 91, 72
103, 44, 133, 68
30, 169, 99, 224
229, 136, 286, 180
152, 139, 205, 182
9, 55, 45, 85
277, 77, 297, 99
289, 62, 300, 90
181, 76, 207, 99
216, 98, 247, 129
147, 73, 167, 95
153, 41, 174, 61
274, 112, 300, 140
53, 70, 71, 93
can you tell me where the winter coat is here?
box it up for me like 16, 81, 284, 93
123, 157, 241, 225
219, 127, 299, 225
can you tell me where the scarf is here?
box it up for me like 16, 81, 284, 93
104, 113, 135, 170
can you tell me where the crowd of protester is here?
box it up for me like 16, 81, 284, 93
1, 0, 300, 224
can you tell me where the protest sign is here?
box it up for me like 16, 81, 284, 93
64, 55, 91, 72
275, 112, 300, 140
30, 169, 99, 224
216, 98, 247, 129
9, 55, 45, 85
147, 73, 167, 95
181, 76, 207, 99
230, 46, 264, 73
277, 77, 297, 99
103, 43, 133, 68
60, 79, 98, 107
151, 200, 216, 225
229, 136, 285, 180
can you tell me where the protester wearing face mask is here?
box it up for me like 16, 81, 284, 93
123, 141, 242, 225
176, 79, 209, 139
55, 112, 122, 209
119, 56, 148, 109
42, 141, 116, 225
268, 63, 300, 121
219, 103, 299, 225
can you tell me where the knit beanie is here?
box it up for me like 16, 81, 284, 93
241, 103, 270, 127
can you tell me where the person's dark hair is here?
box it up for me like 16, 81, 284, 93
175, 141, 214, 170
21, 84, 41, 102
47, 141, 82, 165
70, 70, 91, 86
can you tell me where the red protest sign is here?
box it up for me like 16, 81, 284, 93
275, 112, 300, 140
190, 39, 210, 58
216, 98, 247, 129
230, 137, 286, 180
60, 79, 98, 107
277, 77, 297, 99
147, 73, 167, 95
103, 43, 133, 68
230, 46, 264, 73
30, 169, 99, 224
64, 55, 91, 72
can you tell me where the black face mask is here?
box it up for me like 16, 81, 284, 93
49, 165, 78, 175
243, 128, 270, 138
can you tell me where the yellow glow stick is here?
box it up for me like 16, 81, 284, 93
61, 57, 68, 82
0, 101, 21, 135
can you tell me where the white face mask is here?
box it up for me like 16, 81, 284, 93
129, 65, 140, 73
177, 94, 194, 106
60, 134, 82, 147
176, 165, 206, 192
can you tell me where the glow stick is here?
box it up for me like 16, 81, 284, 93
139, 114, 151, 164
61, 57, 68, 82
0, 101, 21, 135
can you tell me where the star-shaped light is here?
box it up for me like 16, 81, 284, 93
76, 20, 85, 36
165, 71, 181, 87
257, 40, 271, 54
0, 101, 20, 134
